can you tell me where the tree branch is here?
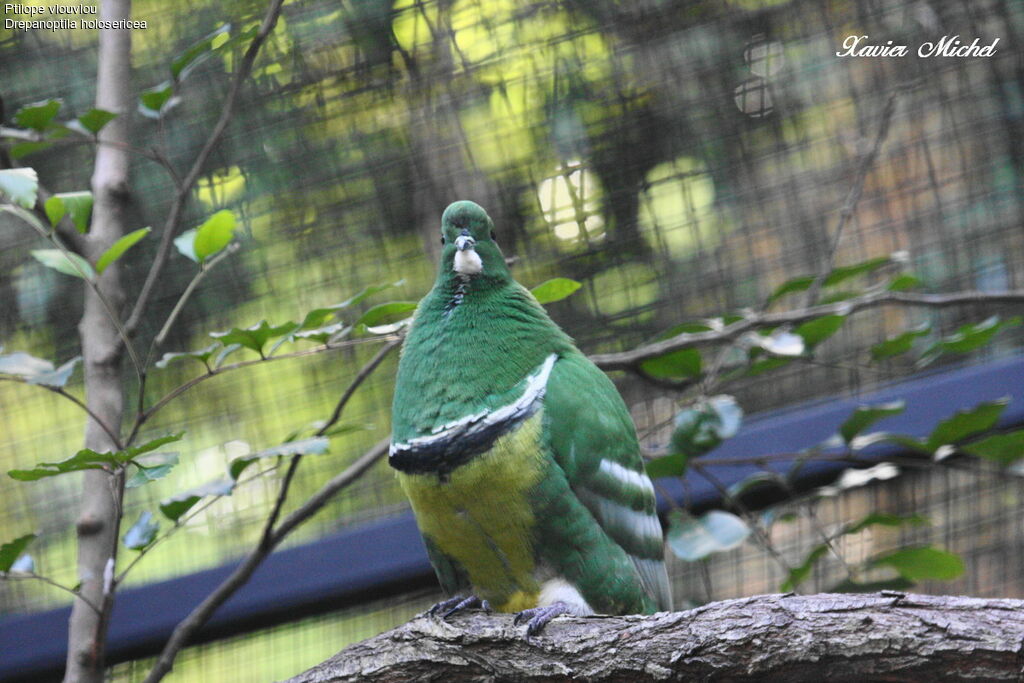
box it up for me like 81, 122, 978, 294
124, 0, 286, 335
287, 593, 1024, 682
591, 289, 1024, 372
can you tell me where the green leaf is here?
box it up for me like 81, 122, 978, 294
96, 227, 150, 273
31, 249, 95, 280
210, 320, 296, 356
887, 274, 922, 291
229, 436, 330, 480
961, 430, 1024, 466
69, 108, 118, 135
531, 278, 582, 304
0, 168, 39, 208
125, 453, 180, 488
667, 509, 750, 561
645, 452, 688, 479
745, 356, 792, 376
124, 434, 185, 460
0, 534, 37, 573
780, 544, 828, 591
0, 352, 80, 388
10, 141, 53, 160
173, 228, 199, 262
919, 316, 1022, 366
7, 433, 182, 481
767, 275, 815, 305
640, 348, 702, 379
171, 24, 231, 80
670, 395, 743, 458
155, 343, 221, 369
653, 321, 715, 340
870, 546, 964, 581
123, 511, 159, 550
355, 301, 418, 327
839, 401, 906, 444
926, 399, 1008, 452
767, 256, 894, 306
794, 315, 846, 348
822, 256, 891, 287
9, 450, 119, 480
139, 81, 174, 119
871, 324, 930, 360
14, 100, 61, 131
193, 209, 236, 262
159, 478, 234, 522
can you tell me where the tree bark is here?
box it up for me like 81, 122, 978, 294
286, 593, 1024, 682
65, 1, 132, 681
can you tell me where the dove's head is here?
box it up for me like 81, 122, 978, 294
440, 200, 507, 279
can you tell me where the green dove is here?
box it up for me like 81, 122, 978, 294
390, 200, 671, 633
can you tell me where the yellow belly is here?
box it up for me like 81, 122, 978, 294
397, 412, 545, 610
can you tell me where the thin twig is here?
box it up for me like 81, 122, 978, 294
316, 338, 402, 436
689, 464, 793, 574
0, 572, 102, 615
591, 288, 1024, 372
0, 378, 124, 449
141, 438, 388, 683
125, 0, 286, 335
127, 244, 240, 445
802, 93, 899, 309
133, 335, 399, 435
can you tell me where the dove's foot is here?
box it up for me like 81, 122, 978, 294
513, 601, 570, 636
428, 594, 492, 619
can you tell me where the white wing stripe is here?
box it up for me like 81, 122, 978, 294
598, 459, 656, 498
579, 491, 664, 546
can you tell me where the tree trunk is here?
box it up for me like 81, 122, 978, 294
65, 1, 132, 680
286, 593, 1024, 682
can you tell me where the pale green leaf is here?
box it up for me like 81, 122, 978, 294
123, 511, 159, 550
0, 168, 39, 208
31, 249, 95, 280
193, 209, 236, 262
531, 278, 582, 304
667, 510, 750, 561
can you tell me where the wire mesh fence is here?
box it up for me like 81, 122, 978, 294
1, 0, 1022, 678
